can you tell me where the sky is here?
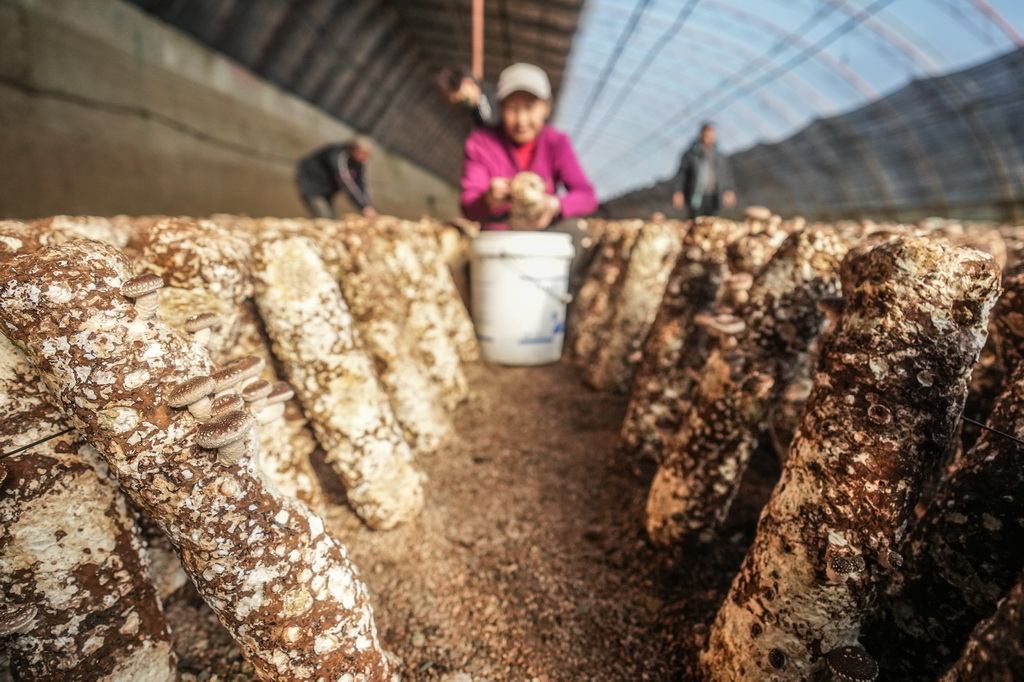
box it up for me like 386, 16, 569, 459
551, 0, 1024, 200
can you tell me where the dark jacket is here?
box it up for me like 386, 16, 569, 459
296, 144, 371, 210
675, 140, 733, 216
472, 80, 501, 128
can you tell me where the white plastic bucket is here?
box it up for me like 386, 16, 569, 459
470, 231, 575, 366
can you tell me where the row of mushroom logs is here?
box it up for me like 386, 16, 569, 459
576, 210, 1023, 681
0, 213, 480, 680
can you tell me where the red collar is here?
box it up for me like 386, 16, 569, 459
512, 136, 539, 171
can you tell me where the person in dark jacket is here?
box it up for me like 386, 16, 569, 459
672, 123, 736, 218
295, 136, 378, 219
436, 64, 500, 129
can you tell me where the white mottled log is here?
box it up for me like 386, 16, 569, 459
0, 333, 176, 681
647, 228, 847, 546
252, 233, 424, 529
409, 218, 480, 364
939, 573, 1024, 682
373, 219, 469, 409
229, 303, 327, 512
701, 237, 1000, 681
582, 220, 685, 393
30, 215, 131, 250
0, 240, 397, 680
326, 224, 452, 452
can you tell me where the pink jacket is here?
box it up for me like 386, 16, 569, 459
460, 125, 598, 230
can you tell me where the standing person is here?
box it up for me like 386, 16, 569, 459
295, 136, 379, 220
436, 65, 500, 128
460, 62, 598, 291
671, 122, 736, 218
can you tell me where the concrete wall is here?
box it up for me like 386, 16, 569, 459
0, 0, 460, 221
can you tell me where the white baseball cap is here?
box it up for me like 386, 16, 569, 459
496, 63, 552, 101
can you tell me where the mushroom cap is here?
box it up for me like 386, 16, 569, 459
725, 272, 754, 290
195, 409, 255, 449
211, 355, 266, 392
211, 393, 246, 416
241, 380, 273, 402
825, 645, 879, 682
744, 205, 772, 221
694, 312, 746, 336
184, 313, 219, 333
0, 603, 37, 636
817, 295, 847, 318
265, 381, 295, 405
829, 553, 866, 576
167, 375, 215, 408
121, 273, 164, 297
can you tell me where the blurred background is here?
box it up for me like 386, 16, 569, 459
1, 0, 1021, 222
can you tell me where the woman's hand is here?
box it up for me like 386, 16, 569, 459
486, 177, 511, 209
524, 195, 561, 230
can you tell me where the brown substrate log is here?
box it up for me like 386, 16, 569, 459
581, 220, 685, 393
0, 240, 396, 680
864, 361, 1024, 680
700, 237, 1000, 681
569, 220, 642, 367
135, 217, 253, 363
618, 227, 731, 462
0, 333, 176, 681
137, 218, 326, 511
646, 227, 847, 547
992, 263, 1024, 376
252, 232, 424, 530
939, 573, 1024, 682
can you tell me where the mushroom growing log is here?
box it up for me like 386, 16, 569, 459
620, 218, 744, 462
324, 221, 452, 452
569, 220, 643, 367
252, 232, 425, 530
135, 217, 253, 363
646, 227, 848, 547
0, 240, 397, 680
862, 293, 1024, 679
0, 332, 177, 680
580, 219, 685, 393
700, 236, 1000, 681
363, 218, 471, 409
406, 218, 480, 364
992, 262, 1024, 376
939, 572, 1024, 682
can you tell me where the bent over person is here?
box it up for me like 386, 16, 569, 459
460, 62, 598, 291
296, 136, 379, 219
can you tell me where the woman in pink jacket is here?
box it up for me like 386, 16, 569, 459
460, 63, 598, 230
460, 63, 598, 291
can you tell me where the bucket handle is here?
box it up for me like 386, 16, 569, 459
495, 251, 573, 305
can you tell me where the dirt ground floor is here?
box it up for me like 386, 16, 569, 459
168, 361, 781, 681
